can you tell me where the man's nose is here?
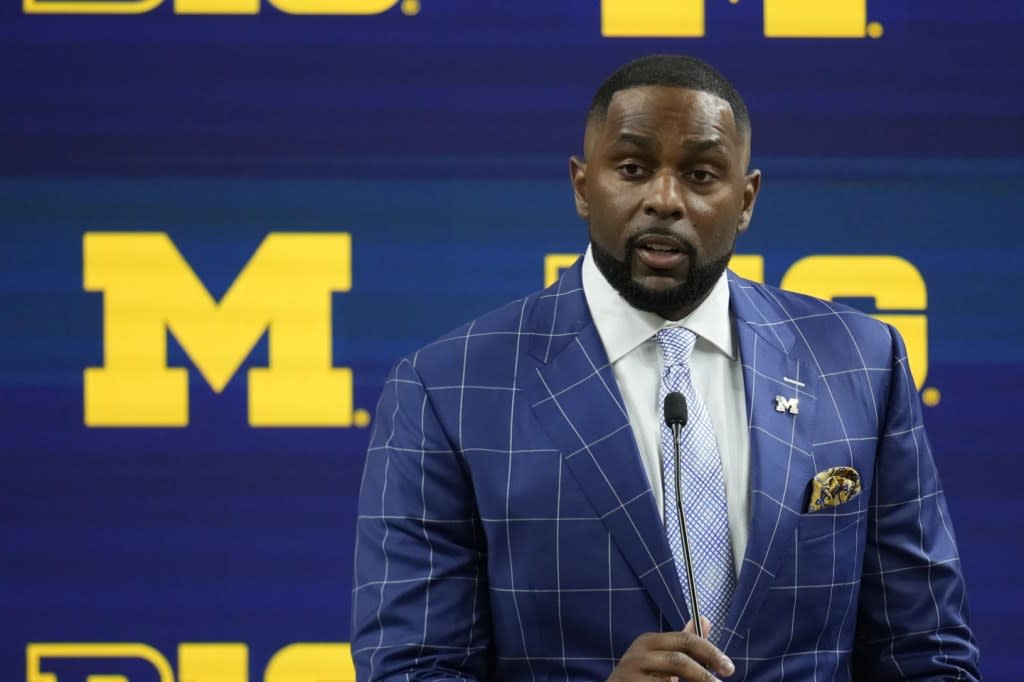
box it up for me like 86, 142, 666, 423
642, 172, 685, 221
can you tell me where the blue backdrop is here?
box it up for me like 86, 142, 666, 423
2, 0, 1022, 679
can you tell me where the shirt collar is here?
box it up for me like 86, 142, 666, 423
581, 246, 736, 364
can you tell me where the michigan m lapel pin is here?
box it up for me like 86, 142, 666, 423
775, 395, 799, 415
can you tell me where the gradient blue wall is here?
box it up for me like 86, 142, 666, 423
2, 0, 1021, 679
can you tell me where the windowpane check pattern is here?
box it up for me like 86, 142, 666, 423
352, 262, 980, 681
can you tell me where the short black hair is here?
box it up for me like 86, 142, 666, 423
587, 54, 750, 138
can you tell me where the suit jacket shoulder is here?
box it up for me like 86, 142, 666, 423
728, 272, 901, 377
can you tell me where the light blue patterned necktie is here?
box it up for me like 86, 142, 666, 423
657, 326, 736, 642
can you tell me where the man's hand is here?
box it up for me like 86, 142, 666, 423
608, 618, 734, 681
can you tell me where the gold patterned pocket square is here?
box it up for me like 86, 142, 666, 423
807, 466, 861, 512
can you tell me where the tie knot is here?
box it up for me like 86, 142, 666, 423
656, 326, 696, 367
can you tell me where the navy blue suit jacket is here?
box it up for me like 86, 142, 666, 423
352, 262, 979, 680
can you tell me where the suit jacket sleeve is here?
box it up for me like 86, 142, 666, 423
851, 325, 981, 680
352, 356, 491, 681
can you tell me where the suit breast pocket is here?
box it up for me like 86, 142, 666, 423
797, 503, 866, 542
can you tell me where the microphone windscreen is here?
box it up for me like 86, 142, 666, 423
663, 391, 688, 427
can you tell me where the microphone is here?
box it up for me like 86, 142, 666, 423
664, 392, 687, 428
663, 391, 705, 639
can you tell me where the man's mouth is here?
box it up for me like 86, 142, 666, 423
633, 234, 690, 271
643, 243, 678, 253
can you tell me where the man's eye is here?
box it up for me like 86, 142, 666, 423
618, 164, 647, 178
690, 169, 716, 184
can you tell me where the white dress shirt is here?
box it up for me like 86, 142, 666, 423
581, 248, 750, 575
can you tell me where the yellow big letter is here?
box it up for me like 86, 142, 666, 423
763, 0, 867, 37
27, 643, 174, 682
178, 643, 249, 682
601, 0, 704, 37
84, 232, 354, 427
780, 255, 928, 388
24, 0, 162, 12
264, 643, 355, 682
267, 0, 396, 14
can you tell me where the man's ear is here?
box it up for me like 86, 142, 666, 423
569, 155, 588, 219
737, 168, 761, 234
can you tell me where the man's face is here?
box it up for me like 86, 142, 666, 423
571, 86, 761, 320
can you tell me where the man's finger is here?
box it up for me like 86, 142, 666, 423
682, 616, 714, 639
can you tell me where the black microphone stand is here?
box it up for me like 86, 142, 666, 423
664, 391, 704, 639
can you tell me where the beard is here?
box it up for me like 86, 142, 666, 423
590, 233, 732, 319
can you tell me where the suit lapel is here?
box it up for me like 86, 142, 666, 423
719, 275, 818, 653
521, 262, 689, 629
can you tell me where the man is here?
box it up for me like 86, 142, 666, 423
352, 54, 980, 680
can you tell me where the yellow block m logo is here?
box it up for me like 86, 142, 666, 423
84, 232, 354, 427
